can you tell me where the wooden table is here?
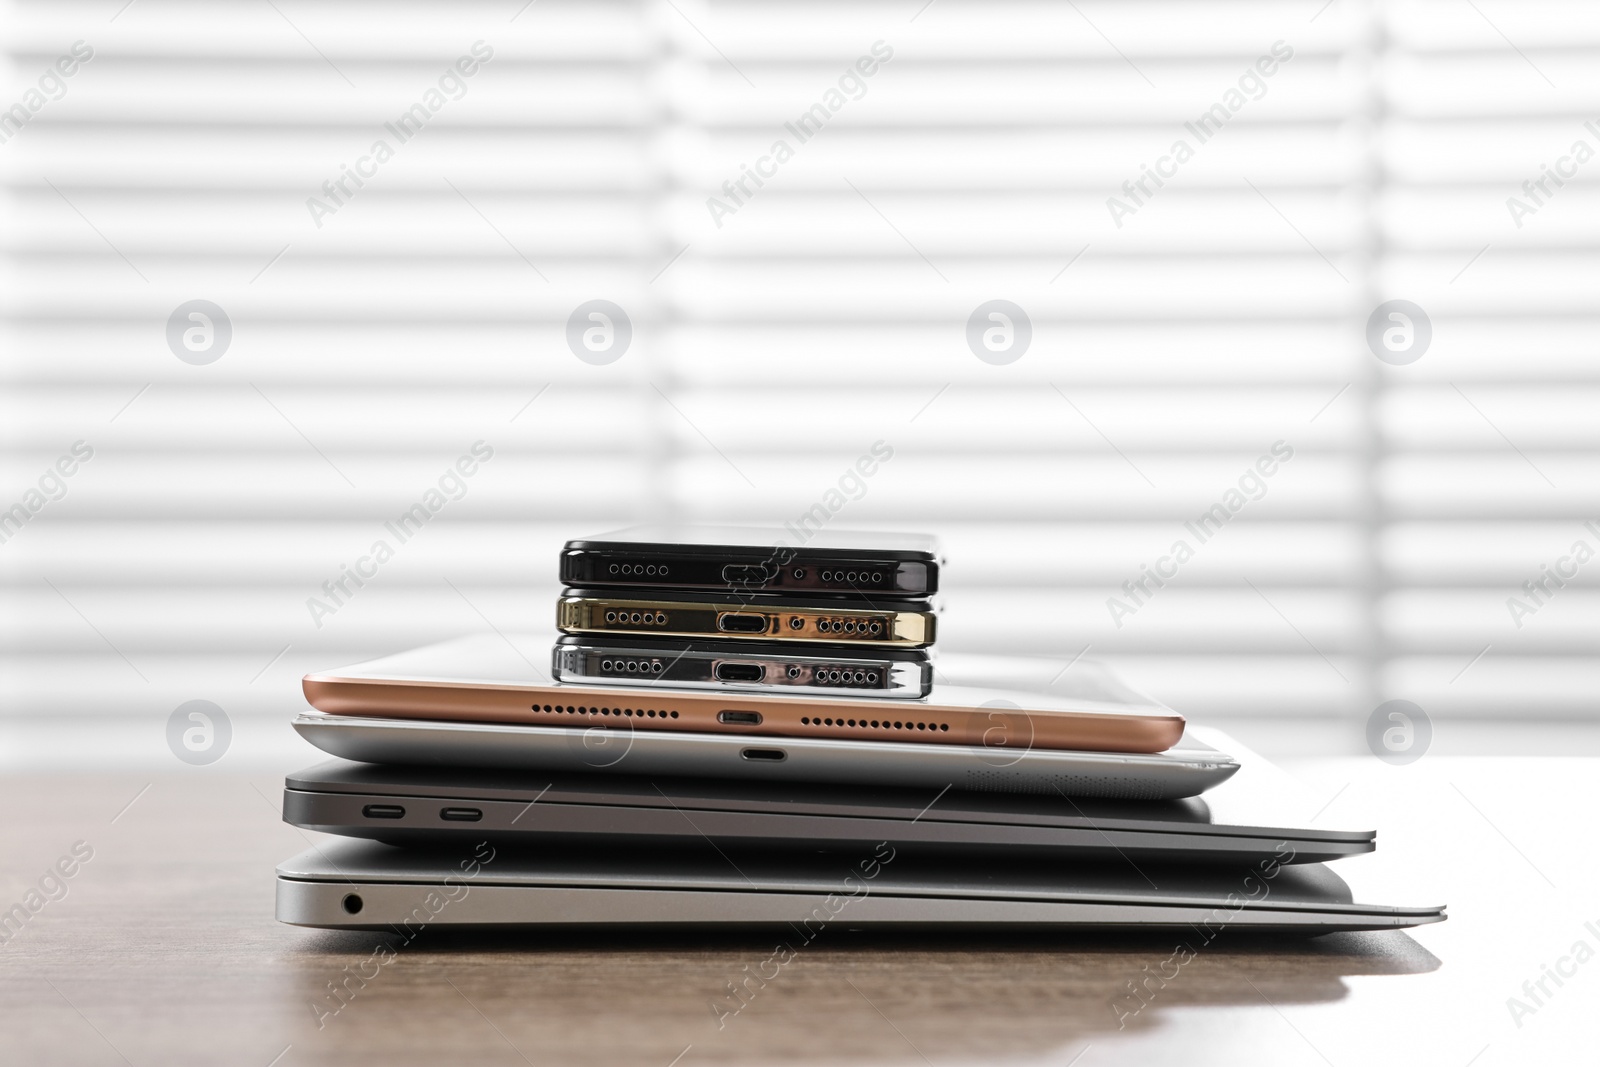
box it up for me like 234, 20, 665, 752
0, 755, 1591, 1066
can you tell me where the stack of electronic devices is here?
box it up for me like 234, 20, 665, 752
278, 527, 1445, 933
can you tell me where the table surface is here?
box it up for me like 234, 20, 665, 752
0, 754, 1593, 1067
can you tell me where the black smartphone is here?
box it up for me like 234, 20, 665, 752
551, 634, 933, 698
559, 525, 940, 597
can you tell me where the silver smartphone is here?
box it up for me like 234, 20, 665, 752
551, 635, 933, 698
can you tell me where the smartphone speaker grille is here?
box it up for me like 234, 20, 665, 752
812, 616, 886, 637
607, 562, 668, 578
599, 658, 665, 675
810, 667, 883, 687
818, 569, 887, 587
603, 610, 668, 627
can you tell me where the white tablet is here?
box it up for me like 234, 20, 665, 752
291, 713, 1238, 799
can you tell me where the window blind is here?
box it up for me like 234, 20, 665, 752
3, 0, 1597, 763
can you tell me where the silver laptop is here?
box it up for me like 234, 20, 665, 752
276, 837, 1445, 933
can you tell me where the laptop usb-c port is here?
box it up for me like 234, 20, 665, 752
439, 807, 483, 822
362, 804, 405, 820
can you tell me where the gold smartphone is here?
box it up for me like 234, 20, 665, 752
557, 589, 936, 648
300, 635, 1186, 754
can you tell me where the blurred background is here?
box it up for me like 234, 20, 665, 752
2, 0, 1597, 766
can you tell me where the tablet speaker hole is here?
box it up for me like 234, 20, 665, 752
800, 716, 948, 733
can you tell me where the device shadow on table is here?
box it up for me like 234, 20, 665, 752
280, 925, 1441, 1060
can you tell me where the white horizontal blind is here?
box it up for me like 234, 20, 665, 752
2, 0, 1597, 759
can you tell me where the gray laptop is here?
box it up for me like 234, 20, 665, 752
281, 739, 1373, 866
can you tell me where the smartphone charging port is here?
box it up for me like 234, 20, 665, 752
740, 747, 786, 762
715, 662, 765, 683
717, 612, 767, 634
718, 710, 763, 725
722, 565, 771, 584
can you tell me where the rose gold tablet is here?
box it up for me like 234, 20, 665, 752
302, 635, 1185, 754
